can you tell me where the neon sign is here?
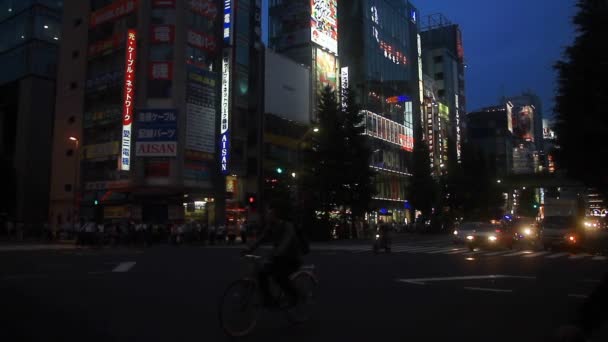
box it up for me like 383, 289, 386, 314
220, 54, 231, 174
120, 29, 137, 171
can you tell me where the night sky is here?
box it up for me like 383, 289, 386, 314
262, 0, 577, 118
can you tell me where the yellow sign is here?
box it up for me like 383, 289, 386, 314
85, 141, 120, 159
104, 206, 129, 219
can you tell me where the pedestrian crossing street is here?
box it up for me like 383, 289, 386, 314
312, 243, 608, 261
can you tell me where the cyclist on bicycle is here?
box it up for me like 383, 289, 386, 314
245, 203, 302, 308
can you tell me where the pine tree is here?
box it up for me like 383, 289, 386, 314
554, 0, 608, 194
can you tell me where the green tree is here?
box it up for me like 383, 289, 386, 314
554, 0, 608, 195
341, 87, 375, 231
410, 123, 439, 217
517, 187, 539, 218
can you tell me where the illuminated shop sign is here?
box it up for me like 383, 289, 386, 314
386, 95, 411, 104
220, 54, 231, 174
410, 9, 417, 23
363, 110, 414, 152
151, 25, 175, 44
90, 0, 137, 28
311, 0, 338, 54
340, 67, 348, 108
187, 29, 217, 52
149, 62, 173, 80
120, 29, 137, 171
223, 0, 232, 44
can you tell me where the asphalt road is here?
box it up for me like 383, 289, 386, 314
1, 237, 607, 342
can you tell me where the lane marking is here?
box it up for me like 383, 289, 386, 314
426, 248, 460, 254
503, 250, 534, 257
569, 253, 592, 260
445, 249, 469, 254
546, 252, 569, 259
464, 287, 513, 293
592, 256, 607, 261
392, 246, 439, 253
396, 274, 535, 285
568, 294, 588, 299
112, 261, 136, 273
482, 251, 512, 256
523, 251, 551, 258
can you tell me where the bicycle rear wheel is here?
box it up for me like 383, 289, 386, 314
285, 271, 318, 324
218, 279, 259, 337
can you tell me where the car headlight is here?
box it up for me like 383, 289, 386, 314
524, 228, 532, 236
488, 235, 497, 242
453, 230, 458, 235
375, 234, 380, 238
466, 235, 474, 241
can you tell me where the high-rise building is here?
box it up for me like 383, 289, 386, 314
0, 0, 62, 226
49, 0, 263, 229
420, 14, 466, 166
503, 91, 544, 174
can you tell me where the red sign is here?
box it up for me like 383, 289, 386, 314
189, 0, 218, 19
145, 160, 170, 178
90, 0, 137, 28
151, 25, 175, 44
399, 134, 414, 152
136, 142, 177, 157
123, 30, 137, 126
187, 29, 216, 52
88, 34, 123, 57
153, 0, 176, 7
149, 62, 173, 80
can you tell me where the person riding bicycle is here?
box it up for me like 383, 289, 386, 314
244, 203, 302, 308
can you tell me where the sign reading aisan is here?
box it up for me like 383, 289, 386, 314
120, 29, 137, 171
220, 54, 231, 175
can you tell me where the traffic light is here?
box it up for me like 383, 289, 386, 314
94, 199, 99, 206
276, 167, 283, 174
533, 204, 538, 209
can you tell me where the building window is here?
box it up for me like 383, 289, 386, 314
66, 149, 74, 156
438, 89, 445, 97
64, 184, 72, 192
73, 18, 82, 27
72, 50, 79, 59
433, 56, 443, 63
70, 82, 77, 89
435, 72, 444, 81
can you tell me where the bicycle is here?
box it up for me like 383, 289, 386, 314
218, 254, 318, 337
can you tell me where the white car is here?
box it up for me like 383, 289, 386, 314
453, 222, 485, 244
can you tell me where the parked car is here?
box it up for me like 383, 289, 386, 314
464, 223, 514, 251
540, 216, 581, 251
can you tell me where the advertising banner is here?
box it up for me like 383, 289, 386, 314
187, 29, 217, 52
513, 105, 535, 142
145, 159, 170, 177
136, 109, 177, 157
88, 34, 123, 57
223, 0, 233, 45
186, 66, 217, 154
84, 107, 122, 128
120, 30, 137, 171
151, 25, 175, 44
85, 141, 120, 160
90, 0, 137, 28
315, 48, 337, 91
310, 0, 338, 54
220, 53, 231, 175
189, 0, 218, 19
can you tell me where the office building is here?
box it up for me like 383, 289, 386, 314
0, 0, 62, 226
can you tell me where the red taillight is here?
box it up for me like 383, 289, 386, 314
495, 229, 501, 233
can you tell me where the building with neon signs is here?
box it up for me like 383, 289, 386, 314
49, 0, 264, 229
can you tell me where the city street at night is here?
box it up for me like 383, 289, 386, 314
2, 236, 607, 342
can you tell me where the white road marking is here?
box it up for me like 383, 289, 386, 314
569, 253, 592, 260
112, 261, 136, 273
426, 248, 460, 254
523, 251, 551, 258
392, 246, 439, 253
546, 252, 569, 259
0, 245, 76, 252
503, 250, 534, 257
568, 294, 588, 299
396, 274, 535, 285
592, 256, 607, 261
482, 251, 512, 256
464, 287, 513, 293
445, 249, 469, 254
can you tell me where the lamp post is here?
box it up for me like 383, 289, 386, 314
69, 137, 80, 225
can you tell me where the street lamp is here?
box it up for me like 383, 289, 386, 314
68, 137, 80, 223
497, 179, 502, 184
313, 127, 319, 133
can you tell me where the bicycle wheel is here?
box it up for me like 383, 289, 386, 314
285, 271, 318, 324
218, 279, 260, 337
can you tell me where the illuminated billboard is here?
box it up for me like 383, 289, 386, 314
513, 105, 535, 142
363, 110, 413, 152
220, 53, 231, 175
315, 47, 337, 91
120, 30, 137, 171
311, 0, 338, 54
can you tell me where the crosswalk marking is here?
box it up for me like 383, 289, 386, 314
483, 251, 511, 256
523, 251, 551, 258
546, 252, 569, 259
569, 253, 592, 260
592, 256, 607, 261
503, 250, 534, 257
426, 248, 459, 254
445, 249, 469, 254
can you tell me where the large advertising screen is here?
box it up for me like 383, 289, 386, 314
315, 47, 337, 92
513, 105, 535, 142
311, 0, 338, 54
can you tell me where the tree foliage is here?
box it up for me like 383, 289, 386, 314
554, 0, 608, 195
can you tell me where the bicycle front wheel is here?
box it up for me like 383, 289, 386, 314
218, 279, 259, 337
286, 271, 318, 324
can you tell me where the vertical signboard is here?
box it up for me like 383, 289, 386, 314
340, 66, 348, 109
120, 30, 137, 171
310, 0, 338, 55
223, 0, 232, 45
220, 53, 231, 175
186, 66, 217, 154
